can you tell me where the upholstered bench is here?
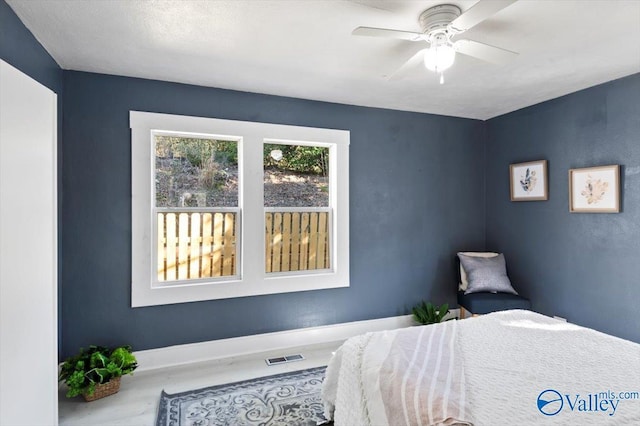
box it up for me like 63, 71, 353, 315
456, 252, 531, 318
458, 291, 531, 318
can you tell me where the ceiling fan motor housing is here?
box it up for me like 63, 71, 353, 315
419, 4, 461, 38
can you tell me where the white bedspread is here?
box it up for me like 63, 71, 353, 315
323, 310, 640, 425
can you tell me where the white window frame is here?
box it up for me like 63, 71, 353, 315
130, 111, 349, 307
153, 131, 242, 285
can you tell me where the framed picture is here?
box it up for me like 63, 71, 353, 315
510, 160, 548, 201
569, 165, 620, 213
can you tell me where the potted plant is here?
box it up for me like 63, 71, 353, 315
412, 301, 453, 325
59, 345, 138, 401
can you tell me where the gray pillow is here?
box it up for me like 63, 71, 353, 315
458, 253, 518, 295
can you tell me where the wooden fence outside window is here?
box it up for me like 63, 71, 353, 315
265, 209, 331, 273
156, 209, 330, 282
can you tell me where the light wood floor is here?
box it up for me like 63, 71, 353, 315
58, 341, 342, 425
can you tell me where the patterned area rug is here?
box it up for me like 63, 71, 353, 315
156, 366, 328, 426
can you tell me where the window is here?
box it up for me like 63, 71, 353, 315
130, 112, 349, 307
155, 135, 239, 283
264, 142, 331, 275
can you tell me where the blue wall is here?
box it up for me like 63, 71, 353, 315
0, 0, 62, 93
486, 74, 640, 343
60, 71, 486, 357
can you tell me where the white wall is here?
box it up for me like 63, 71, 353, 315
0, 59, 58, 425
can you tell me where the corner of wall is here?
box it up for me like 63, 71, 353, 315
481, 120, 489, 250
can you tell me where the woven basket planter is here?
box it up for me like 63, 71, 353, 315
83, 376, 121, 402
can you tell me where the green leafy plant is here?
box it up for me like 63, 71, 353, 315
156, 136, 238, 168
263, 143, 329, 175
58, 345, 138, 398
412, 302, 452, 325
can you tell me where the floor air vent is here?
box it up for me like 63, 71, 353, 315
265, 354, 305, 366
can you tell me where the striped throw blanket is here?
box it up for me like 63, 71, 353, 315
323, 319, 470, 426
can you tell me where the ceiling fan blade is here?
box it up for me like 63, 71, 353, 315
450, 0, 517, 32
352, 26, 423, 41
388, 48, 427, 81
454, 39, 518, 65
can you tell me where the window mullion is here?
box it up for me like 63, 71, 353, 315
241, 133, 266, 285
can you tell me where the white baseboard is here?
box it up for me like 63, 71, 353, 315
134, 309, 460, 372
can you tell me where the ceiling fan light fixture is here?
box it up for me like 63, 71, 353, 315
423, 44, 456, 73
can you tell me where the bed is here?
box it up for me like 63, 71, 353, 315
322, 310, 640, 425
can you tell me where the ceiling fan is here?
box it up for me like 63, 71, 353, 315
352, 0, 519, 83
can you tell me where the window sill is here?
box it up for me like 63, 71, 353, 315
133, 273, 349, 307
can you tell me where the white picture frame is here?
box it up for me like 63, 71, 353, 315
569, 165, 620, 213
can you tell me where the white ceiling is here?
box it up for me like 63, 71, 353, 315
7, 0, 640, 120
